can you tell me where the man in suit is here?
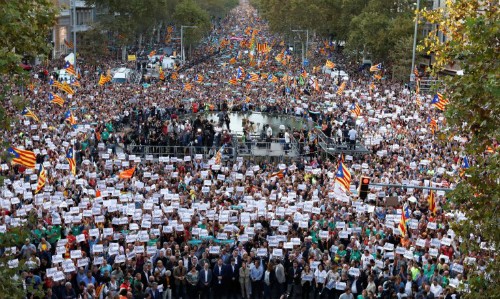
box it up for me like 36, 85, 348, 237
287, 260, 302, 298
148, 282, 162, 299
141, 262, 153, 287
198, 262, 212, 299
173, 260, 187, 299
212, 258, 226, 298
225, 258, 240, 299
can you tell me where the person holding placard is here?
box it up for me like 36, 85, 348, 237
314, 263, 327, 299
301, 264, 314, 299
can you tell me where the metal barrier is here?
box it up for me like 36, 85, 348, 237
127, 144, 237, 161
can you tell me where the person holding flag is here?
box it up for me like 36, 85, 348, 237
35, 165, 47, 194
67, 147, 76, 176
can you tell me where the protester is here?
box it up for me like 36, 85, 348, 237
1, 1, 493, 299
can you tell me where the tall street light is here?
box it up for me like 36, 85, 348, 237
410, 0, 421, 82
181, 25, 197, 65
292, 29, 309, 67
72, 0, 77, 68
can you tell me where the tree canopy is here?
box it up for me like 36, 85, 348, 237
253, 0, 416, 69
419, 0, 499, 297
0, 2, 56, 296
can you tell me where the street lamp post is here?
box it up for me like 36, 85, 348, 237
181, 25, 197, 65
292, 29, 309, 66
410, 0, 421, 82
71, 0, 77, 69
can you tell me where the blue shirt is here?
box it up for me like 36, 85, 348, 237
250, 263, 263, 281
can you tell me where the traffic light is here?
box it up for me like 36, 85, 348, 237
359, 176, 371, 200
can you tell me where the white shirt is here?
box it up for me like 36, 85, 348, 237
348, 129, 357, 140
430, 283, 443, 297
284, 132, 290, 143
314, 269, 327, 284
266, 127, 273, 137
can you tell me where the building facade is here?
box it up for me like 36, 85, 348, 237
52, 0, 95, 59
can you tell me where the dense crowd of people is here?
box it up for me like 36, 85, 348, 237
1, 1, 497, 299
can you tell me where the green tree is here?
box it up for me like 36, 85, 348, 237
0, 1, 56, 296
78, 28, 112, 63
419, 0, 500, 297
345, 0, 414, 64
87, 0, 169, 47
173, 0, 211, 48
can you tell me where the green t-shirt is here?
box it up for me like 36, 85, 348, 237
350, 250, 361, 261
33, 228, 45, 242
47, 225, 61, 244
102, 131, 110, 141
337, 249, 347, 257
71, 225, 82, 236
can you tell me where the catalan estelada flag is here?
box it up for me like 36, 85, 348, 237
119, 167, 136, 179
229, 57, 237, 64
21, 107, 40, 122
247, 73, 259, 82
428, 191, 437, 214
35, 165, 47, 194
237, 66, 245, 80
7, 147, 36, 169
65, 110, 77, 128
64, 61, 77, 76
325, 60, 335, 69
70, 77, 81, 87
431, 93, 449, 111
335, 159, 351, 191
49, 93, 65, 107
49, 79, 63, 89
300, 69, 307, 79
370, 63, 382, 72
228, 77, 239, 85
148, 50, 156, 57
350, 103, 361, 117
267, 74, 278, 84
67, 147, 76, 176
171, 72, 179, 80
195, 74, 204, 83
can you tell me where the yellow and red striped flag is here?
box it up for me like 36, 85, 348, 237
428, 191, 437, 214
35, 165, 47, 194
119, 167, 136, 179
67, 147, 76, 176
7, 147, 36, 169
49, 93, 65, 107
336, 82, 346, 96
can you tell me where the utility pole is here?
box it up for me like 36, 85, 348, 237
292, 29, 309, 66
72, 0, 77, 69
181, 25, 197, 65
410, 0, 421, 82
